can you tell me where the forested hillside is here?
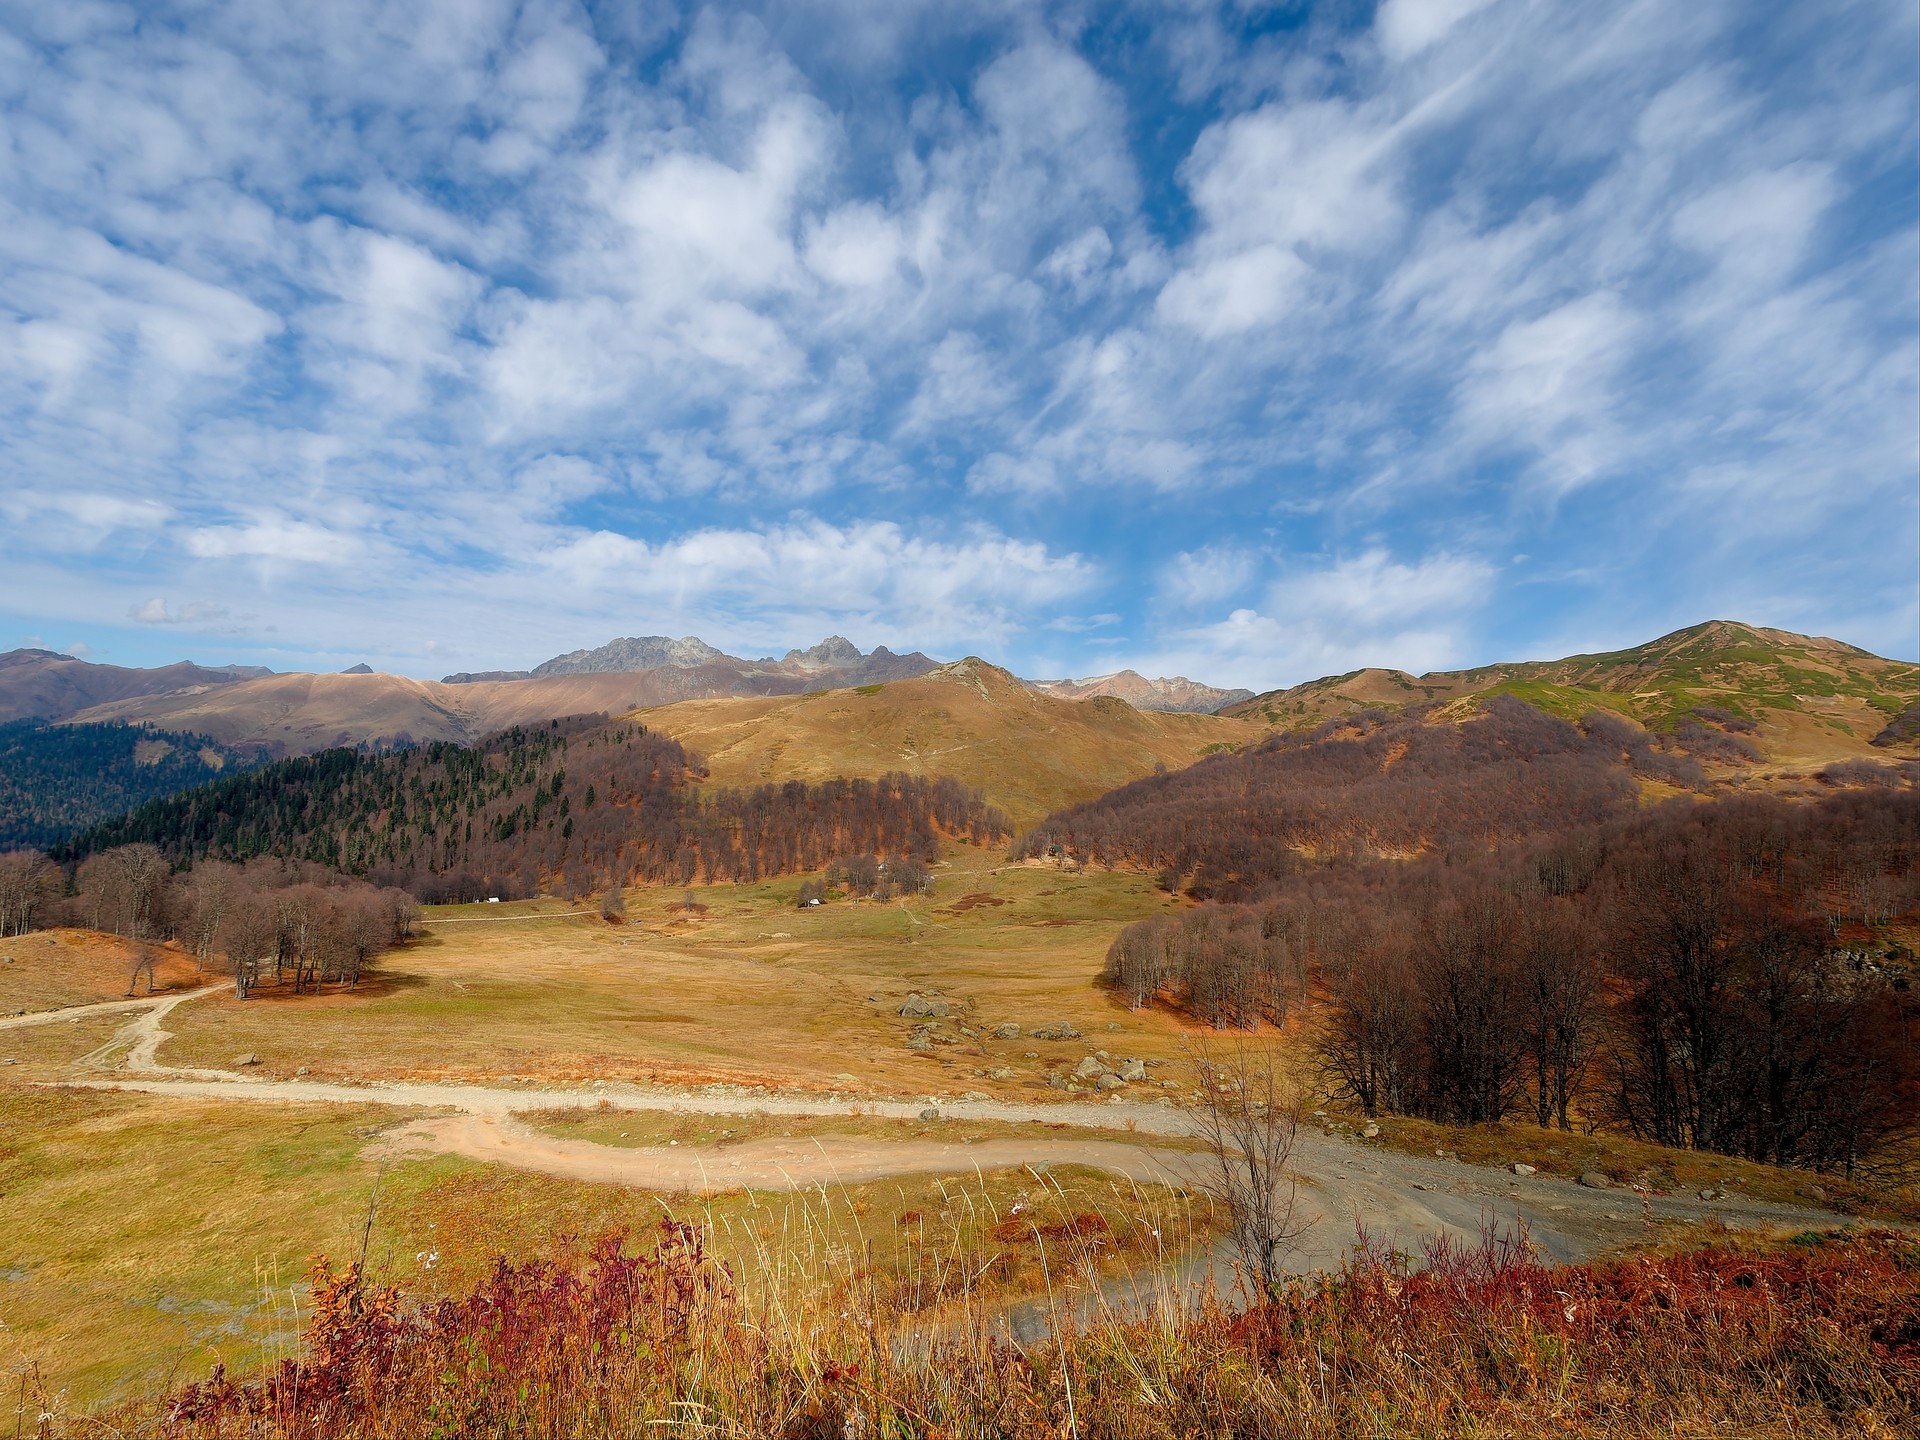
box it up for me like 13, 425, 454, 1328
0, 720, 264, 850
56, 717, 1007, 901
1102, 785, 1918, 1172
1015, 696, 1774, 896
1021, 697, 1919, 1173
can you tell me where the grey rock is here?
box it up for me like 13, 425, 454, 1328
1073, 1056, 1106, 1080
1578, 1171, 1610, 1189
1118, 1058, 1147, 1082
1511, 1163, 1536, 1177
1095, 1073, 1125, 1091
962, 1090, 990, 1102
899, 993, 951, 1019
1047, 1073, 1067, 1090
835, 1072, 858, 1082
1029, 1023, 1081, 1041
918, 1107, 940, 1121
906, 1035, 934, 1052
1363, 1123, 1380, 1139
233, 1053, 259, 1067
987, 1067, 1016, 1081
992, 1023, 1021, 1040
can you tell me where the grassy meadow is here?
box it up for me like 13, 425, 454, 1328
141, 842, 1197, 1094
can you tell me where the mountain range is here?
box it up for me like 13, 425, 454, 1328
441, 633, 938, 685
0, 621, 1913, 778
0, 621, 1913, 849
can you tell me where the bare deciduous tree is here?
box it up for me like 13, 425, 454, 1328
1182, 1039, 1312, 1301
219, 890, 276, 1000
179, 861, 238, 975
0, 851, 49, 936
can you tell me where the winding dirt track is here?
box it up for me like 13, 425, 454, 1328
23, 988, 1853, 1268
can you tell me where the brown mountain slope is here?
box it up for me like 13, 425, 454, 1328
0, 649, 268, 725
60, 649, 941, 756
1223, 621, 1920, 773
1026, 670, 1254, 713
632, 658, 1262, 825
62, 667, 815, 755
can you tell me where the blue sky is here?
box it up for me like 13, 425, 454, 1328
1, 0, 1914, 689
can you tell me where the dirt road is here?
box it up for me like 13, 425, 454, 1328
31, 989, 1852, 1267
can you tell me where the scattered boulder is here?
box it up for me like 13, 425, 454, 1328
1806, 1184, 1829, 1203
899, 993, 951, 1019
1029, 1023, 1081, 1041
1511, 1163, 1536, 1177
906, 1034, 934, 1053
1073, 1056, 1106, 1080
1363, 1123, 1380, 1139
987, 1067, 1016, 1081
1578, 1171, 1611, 1189
1047, 1073, 1067, 1090
918, 1107, 940, 1121
295, 1066, 311, 1076
835, 1072, 858, 1082
962, 1091, 989, 1102
232, 1053, 259, 1067
992, 1023, 1021, 1040
1117, 1058, 1147, 1082
1095, 1073, 1125, 1092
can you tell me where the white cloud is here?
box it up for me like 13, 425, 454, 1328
186, 517, 363, 566
1454, 292, 1637, 492
130, 597, 229, 625
1140, 548, 1497, 691
0, 1, 1909, 680
1375, 0, 1500, 62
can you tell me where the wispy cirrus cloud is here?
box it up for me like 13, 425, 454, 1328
0, 0, 1910, 681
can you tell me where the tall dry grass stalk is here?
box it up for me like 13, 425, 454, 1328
22, 1174, 1918, 1440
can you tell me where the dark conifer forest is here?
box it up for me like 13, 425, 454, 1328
55, 717, 1008, 901
0, 720, 264, 851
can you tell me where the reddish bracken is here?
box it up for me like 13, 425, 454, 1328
155, 1225, 1919, 1440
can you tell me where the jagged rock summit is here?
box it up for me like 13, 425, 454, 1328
783, 635, 863, 671
532, 635, 729, 677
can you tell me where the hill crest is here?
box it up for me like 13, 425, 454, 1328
1223, 620, 1919, 772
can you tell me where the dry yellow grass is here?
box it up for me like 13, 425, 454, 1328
151, 843, 1205, 1093
0, 1084, 1206, 1410
637, 658, 1260, 825
0, 929, 203, 1013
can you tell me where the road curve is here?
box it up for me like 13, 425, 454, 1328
36, 992, 1853, 1264
382, 1110, 1186, 1191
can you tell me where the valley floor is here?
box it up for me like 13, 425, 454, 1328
0, 844, 1894, 1413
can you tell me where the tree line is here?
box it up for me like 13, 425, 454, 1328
50, 717, 1008, 901
0, 844, 417, 998
1101, 787, 1918, 1175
